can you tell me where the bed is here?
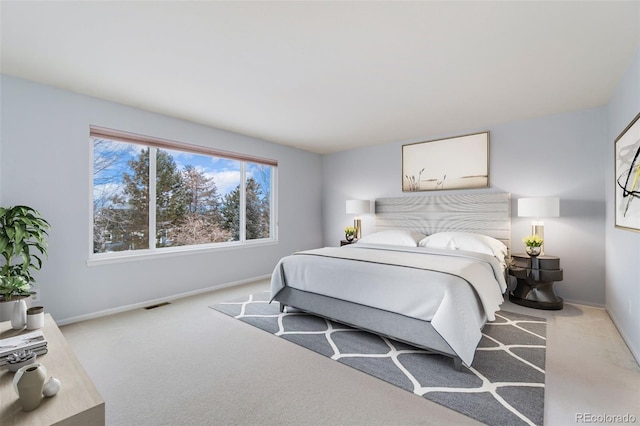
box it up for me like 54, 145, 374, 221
270, 192, 511, 369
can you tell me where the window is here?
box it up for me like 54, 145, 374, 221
91, 126, 276, 258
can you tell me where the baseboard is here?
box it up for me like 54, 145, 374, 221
562, 298, 606, 309
55, 275, 271, 326
607, 308, 640, 366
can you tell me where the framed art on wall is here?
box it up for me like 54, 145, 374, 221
402, 131, 489, 192
614, 112, 640, 232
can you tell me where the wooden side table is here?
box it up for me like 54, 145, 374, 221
0, 314, 105, 425
508, 254, 564, 310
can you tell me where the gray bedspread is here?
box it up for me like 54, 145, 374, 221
270, 243, 507, 366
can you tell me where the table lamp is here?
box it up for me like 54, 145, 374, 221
346, 200, 370, 239
517, 197, 560, 255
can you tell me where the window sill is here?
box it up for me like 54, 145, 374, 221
87, 239, 278, 267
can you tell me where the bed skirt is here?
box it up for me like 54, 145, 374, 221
272, 287, 465, 370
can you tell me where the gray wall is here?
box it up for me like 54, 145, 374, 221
322, 107, 607, 307
0, 75, 323, 323
606, 48, 640, 362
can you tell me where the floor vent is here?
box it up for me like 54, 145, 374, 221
144, 302, 171, 310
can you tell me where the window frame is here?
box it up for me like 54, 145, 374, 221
88, 126, 278, 266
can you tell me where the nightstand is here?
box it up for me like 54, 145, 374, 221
508, 254, 564, 310
340, 239, 356, 246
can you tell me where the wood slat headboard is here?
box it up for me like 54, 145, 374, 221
375, 192, 512, 252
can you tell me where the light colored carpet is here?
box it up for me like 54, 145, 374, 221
60, 279, 640, 426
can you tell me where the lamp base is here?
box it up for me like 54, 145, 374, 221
354, 218, 362, 239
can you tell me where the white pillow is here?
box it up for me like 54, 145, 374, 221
357, 230, 427, 247
418, 232, 508, 260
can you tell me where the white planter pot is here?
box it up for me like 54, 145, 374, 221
0, 295, 32, 322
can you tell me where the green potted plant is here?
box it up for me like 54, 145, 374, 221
0, 205, 50, 321
523, 234, 543, 257
344, 226, 356, 242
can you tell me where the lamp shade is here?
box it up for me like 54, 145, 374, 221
346, 200, 370, 215
518, 197, 560, 218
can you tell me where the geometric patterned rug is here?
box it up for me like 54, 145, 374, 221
211, 291, 546, 426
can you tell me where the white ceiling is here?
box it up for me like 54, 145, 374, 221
1, 1, 639, 154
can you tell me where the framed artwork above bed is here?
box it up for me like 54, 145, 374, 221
402, 131, 489, 192
614, 112, 640, 232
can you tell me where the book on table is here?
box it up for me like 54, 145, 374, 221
0, 330, 48, 364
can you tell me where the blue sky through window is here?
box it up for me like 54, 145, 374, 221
93, 140, 267, 198
94, 139, 272, 210
165, 148, 241, 196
